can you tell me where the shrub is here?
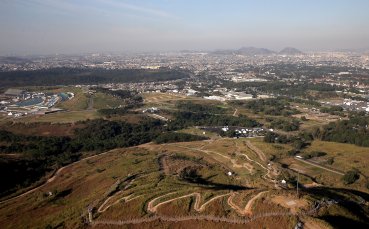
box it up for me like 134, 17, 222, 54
342, 169, 360, 185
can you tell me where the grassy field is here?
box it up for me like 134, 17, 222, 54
178, 127, 221, 139
276, 140, 369, 192
0, 122, 81, 136
248, 137, 294, 160
304, 141, 369, 175
92, 92, 125, 110
17, 110, 99, 123
142, 92, 229, 111
55, 87, 89, 111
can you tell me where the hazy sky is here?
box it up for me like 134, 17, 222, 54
1, 0, 369, 55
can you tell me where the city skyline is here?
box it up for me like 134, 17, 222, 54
1, 0, 369, 55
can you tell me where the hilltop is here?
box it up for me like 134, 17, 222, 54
212, 47, 275, 56
279, 47, 304, 55
212, 46, 304, 56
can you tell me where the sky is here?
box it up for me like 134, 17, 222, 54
1, 0, 369, 55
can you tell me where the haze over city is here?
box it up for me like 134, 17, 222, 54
2, 1, 369, 229
1, 0, 369, 55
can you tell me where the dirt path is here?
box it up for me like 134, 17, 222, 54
92, 190, 304, 227
98, 194, 142, 213
177, 145, 254, 173
177, 141, 273, 183
233, 108, 238, 117
147, 190, 269, 216
147, 113, 169, 121
234, 142, 269, 178
227, 191, 269, 216
294, 158, 344, 176
147, 192, 230, 213
245, 141, 266, 162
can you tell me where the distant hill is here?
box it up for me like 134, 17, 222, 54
212, 49, 236, 55
211, 46, 304, 56
212, 47, 275, 56
236, 47, 275, 55
279, 47, 303, 55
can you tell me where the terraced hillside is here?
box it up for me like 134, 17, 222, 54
1, 138, 368, 228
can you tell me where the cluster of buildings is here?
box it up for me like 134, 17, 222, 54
0, 88, 74, 117
342, 99, 369, 112
199, 126, 266, 138
1, 51, 368, 73
1, 50, 369, 117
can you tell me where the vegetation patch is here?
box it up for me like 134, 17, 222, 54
155, 132, 208, 144
342, 170, 360, 185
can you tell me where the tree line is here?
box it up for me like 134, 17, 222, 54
231, 98, 300, 117
0, 67, 190, 87
313, 113, 369, 147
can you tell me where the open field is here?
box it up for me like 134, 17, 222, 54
248, 137, 294, 160
16, 110, 99, 123
55, 87, 89, 111
0, 122, 82, 137
143, 92, 187, 102
304, 141, 369, 176
178, 127, 221, 139
142, 92, 231, 112
92, 92, 125, 110
277, 140, 369, 192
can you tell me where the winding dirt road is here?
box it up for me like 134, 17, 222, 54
98, 194, 142, 213
227, 191, 269, 216
245, 140, 266, 162
147, 192, 231, 213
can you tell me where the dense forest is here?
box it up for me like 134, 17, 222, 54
0, 118, 164, 197
95, 87, 144, 107
314, 113, 369, 147
166, 102, 260, 130
98, 107, 132, 116
264, 113, 369, 150
268, 118, 300, 132
224, 80, 343, 98
154, 132, 208, 144
231, 98, 300, 116
0, 68, 190, 87
176, 101, 227, 114
168, 111, 260, 130
320, 105, 345, 116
